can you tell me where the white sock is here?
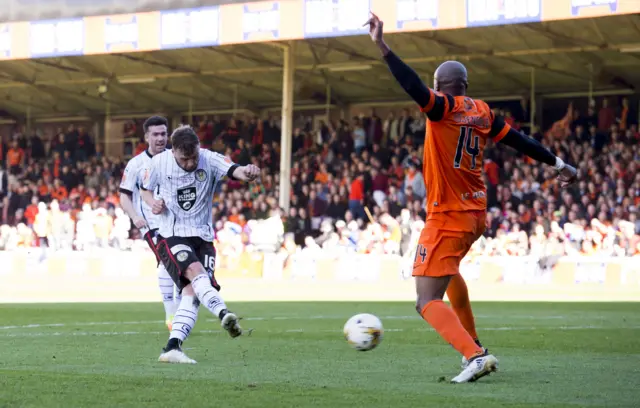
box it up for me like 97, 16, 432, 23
191, 274, 228, 319
157, 264, 176, 320
169, 295, 199, 342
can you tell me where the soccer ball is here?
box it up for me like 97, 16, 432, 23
343, 313, 384, 351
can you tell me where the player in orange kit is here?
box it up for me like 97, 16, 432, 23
366, 13, 577, 383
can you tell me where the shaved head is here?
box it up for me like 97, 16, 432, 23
434, 60, 468, 95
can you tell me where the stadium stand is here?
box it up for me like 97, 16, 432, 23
0, 97, 638, 258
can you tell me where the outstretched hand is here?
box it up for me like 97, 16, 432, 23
151, 199, 166, 215
557, 164, 577, 188
364, 12, 383, 43
132, 216, 148, 229
242, 164, 261, 182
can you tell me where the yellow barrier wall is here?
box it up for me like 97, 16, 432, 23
0, 251, 638, 303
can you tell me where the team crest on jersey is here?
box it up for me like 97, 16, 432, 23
195, 169, 207, 183
463, 97, 476, 112
177, 187, 197, 211
176, 251, 189, 262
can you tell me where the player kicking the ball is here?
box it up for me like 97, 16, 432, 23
366, 14, 577, 383
142, 125, 260, 364
119, 116, 181, 332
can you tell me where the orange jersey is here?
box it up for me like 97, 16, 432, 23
420, 92, 510, 214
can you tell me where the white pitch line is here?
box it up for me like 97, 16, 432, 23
0, 325, 639, 339
0, 314, 580, 331
0, 320, 163, 330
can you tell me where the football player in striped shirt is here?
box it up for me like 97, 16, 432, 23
142, 125, 260, 364
119, 116, 181, 332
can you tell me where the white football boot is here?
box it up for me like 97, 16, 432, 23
461, 347, 488, 369
158, 349, 197, 364
451, 353, 498, 383
221, 312, 243, 338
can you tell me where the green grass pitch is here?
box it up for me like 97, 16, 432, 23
1, 302, 639, 407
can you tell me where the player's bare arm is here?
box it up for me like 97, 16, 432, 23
140, 188, 166, 215
119, 191, 148, 229
231, 164, 261, 182
495, 124, 577, 187
119, 161, 148, 229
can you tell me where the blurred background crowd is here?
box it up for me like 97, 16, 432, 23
0, 96, 638, 258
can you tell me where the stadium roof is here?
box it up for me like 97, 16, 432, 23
1, 14, 640, 119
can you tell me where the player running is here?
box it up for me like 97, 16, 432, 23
141, 125, 260, 364
366, 14, 577, 383
119, 116, 180, 332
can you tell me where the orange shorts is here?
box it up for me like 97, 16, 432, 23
412, 210, 486, 278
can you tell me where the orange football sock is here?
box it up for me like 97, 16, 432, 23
446, 274, 479, 341
421, 300, 483, 360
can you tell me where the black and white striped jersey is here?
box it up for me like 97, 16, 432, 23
143, 148, 238, 242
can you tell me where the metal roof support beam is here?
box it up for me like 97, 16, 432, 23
417, 34, 532, 89
136, 52, 240, 107
121, 53, 279, 102
213, 42, 354, 105
521, 25, 637, 89
1, 44, 639, 93
542, 88, 634, 99
62, 58, 172, 108
0, 66, 123, 114
307, 42, 348, 106
1, 92, 57, 112
313, 38, 374, 63
119, 54, 234, 105
29, 58, 85, 74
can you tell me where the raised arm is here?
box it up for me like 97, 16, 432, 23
367, 13, 450, 121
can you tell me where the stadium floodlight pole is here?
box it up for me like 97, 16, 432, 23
279, 41, 295, 212
530, 67, 536, 129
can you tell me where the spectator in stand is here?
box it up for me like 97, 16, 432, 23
352, 118, 366, 154
404, 161, 425, 200
0, 98, 637, 258
7, 141, 25, 176
349, 173, 366, 221
598, 98, 615, 131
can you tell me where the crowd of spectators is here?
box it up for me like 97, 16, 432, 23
0, 96, 638, 258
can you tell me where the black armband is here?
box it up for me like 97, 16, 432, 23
227, 164, 239, 180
